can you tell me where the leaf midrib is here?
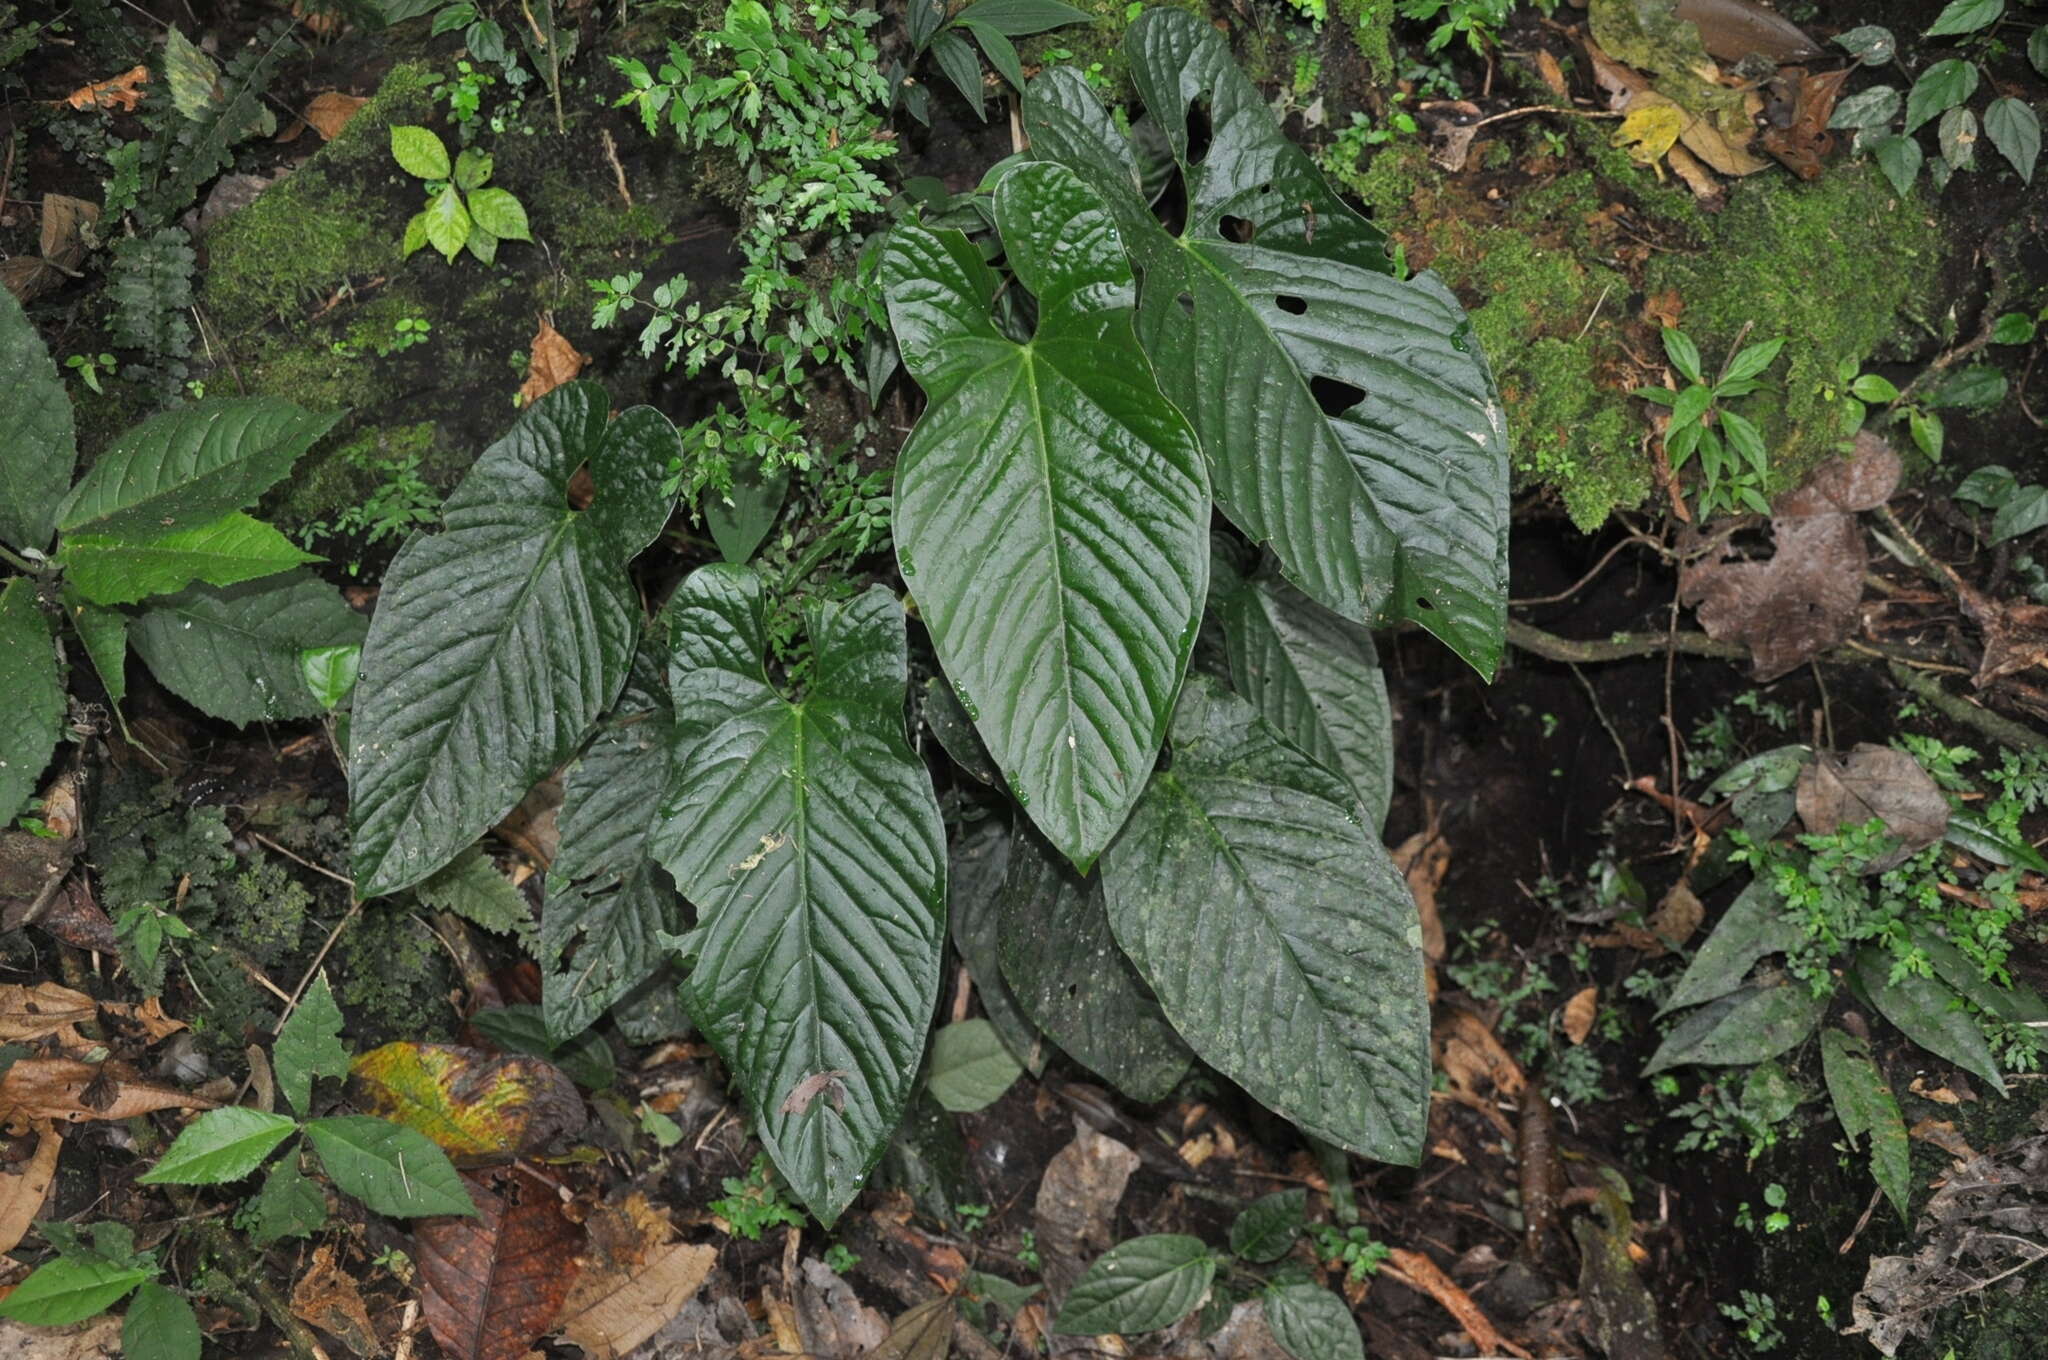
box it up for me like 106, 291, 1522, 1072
1017, 348, 1088, 831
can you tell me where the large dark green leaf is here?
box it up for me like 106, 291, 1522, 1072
649, 566, 946, 1224
1821, 1027, 1910, 1222
946, 816, 1044, 1073
1055, 1235, 1215, 1336
0, 580, 63, 827
61, 511, 319, 606
540, 646, 680, 1041
1854, 947, 2005, 1092
998, 824, 1191, 1102
1024, 10, 1510, 676
348, 383, 677, 897
1658, 880, 1802, 1016
0, 287, 74, 554
882, 160, 1210, 871
1100, 677, 1428, 1163
1214, 559, 1392, 830
1643, 983, 1825, 1074
130, 571, 366, 725
58, 398, 337, 540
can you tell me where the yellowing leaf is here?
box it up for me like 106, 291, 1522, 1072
1613, 103, 1683, 167
348, 1042, 583, 1159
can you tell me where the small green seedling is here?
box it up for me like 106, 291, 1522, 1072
391, 126, 531, 265
66, 352, 116, 394
1634, 326, 1786, 518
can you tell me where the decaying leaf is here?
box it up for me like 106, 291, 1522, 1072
302, 91, 367, 140
1795, 744, 1949, 868
867, 1296, 955, 1360
1562, 987, 1598, 1045
3, 195, 101, 304
557, 1222, 715, 1360
291, 1244, 381, 1358
349, 1042, 583, 1159
1033, 1120, 1140, 1303
1760, 66, 1852, 180
515, 318, 590, 408
1614, 101, 1685, 168
779, 1069, 851, 1116
1571, 1183, 1666, 1360
417, 1164, 584, 1360
0, 1316, 123, 1360
1681, 434, 1900, 679
63, 65, 149, 111
1433, 1007, 1526, 1100
0, 983, 98, 1042
0, 1122, 61, 1255
0, 1058, 212, 1128
792, 1256, 889, 1356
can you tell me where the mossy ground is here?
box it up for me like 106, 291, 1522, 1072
1341, 118, 1943, 527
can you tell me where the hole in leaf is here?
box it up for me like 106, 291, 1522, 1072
1220, 215, 1255, 243
1185, 99, 1214, 165
1309, 375, 1366, 417
566, 460, 595, 510
1176, 291, 1195, 317
1414, 596, 1436, 612
1275, 294, 1307, 315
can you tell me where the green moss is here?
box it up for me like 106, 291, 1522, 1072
1332, 0, 1395, 88
268, 420, 439, 535
337, 903, 454, 1046
1645, 164, 1942, 489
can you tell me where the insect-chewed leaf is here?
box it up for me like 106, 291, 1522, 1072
417, 1164, 584, 1360
648, 566, 946, 1225
882, 160, 1209, 871
347, 383, 678, 897
1025, 10, 1509, 677
348, 1042, 584, 1158
1101, 677, 1429, 1164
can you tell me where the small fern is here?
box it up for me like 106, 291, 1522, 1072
109, 227, 196, 371
147, 19, 298, 223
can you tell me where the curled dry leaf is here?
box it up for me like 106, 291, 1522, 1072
555, 1195, 716, 1360
515, 318, 590, 408
1033, 1120, 1140, 1303
1681, 434, 1900, 680
291, 1244, 381, 1358
63, 65, 148, 111
1433, 1007, 1526, 1099
0, 983, 98, 1043
1562, 987, 1598, 1045
0, 1122, 61, 1255
417, 1164, 584, 1360
302, 91, 367, 140
0, 1058, 212, 1128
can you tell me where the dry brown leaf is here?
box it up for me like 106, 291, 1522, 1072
0, 1059, 212, 1128
1666, 143, 1726, 207
292, 1244, 381, 1358
1383, 1248, 1531, 1359
1177, 1132, 1215, 1168
1642, 289, 1684, 330
0, 984, 97, 1043
417, 1164, 584, 1360
515, 318, 590, 408
1532, 48, 1568, 99
867, 1296, 954, 1360
0, 1316, 122, 1360
0, 1123, 61, 1256
63, 65, 148, 111
1034, 1120, 1139, 1303
1908, 1077, 1971, 1106
1796, 745, 1949, 868
303, 91, 368, 140
1433, 1007, 1526, 1100
557, 1243, 715, 1360
1908, 1119, 1978, 1162
1391, 827, 1450, 964
1562, 987, 1598, 1045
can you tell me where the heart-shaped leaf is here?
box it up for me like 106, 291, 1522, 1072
1025, 10, 1510, 676
1101, 677, 1429, 1164
883, 159, 1209, 870
348, 382, 677, 897
649, 566, 945, 1224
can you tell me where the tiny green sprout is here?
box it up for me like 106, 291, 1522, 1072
956, 1202, 993, 1232
1018, 1229, 1041, 1270
823, 1244, 860, 1273
65, 352, 115, 394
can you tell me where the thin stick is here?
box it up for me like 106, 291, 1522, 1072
1510, 532, 1641, 606
271, 902, 361, 1036
249, 831, 354, 887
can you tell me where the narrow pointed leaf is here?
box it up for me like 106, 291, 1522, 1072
1101, 678, 1429, 1162
65, 590, 128, 708
61, 511, 319, 606
348, 383, 677, 897
0, 580, 62, 827
883, 160, 1209, 869
1643, 983, 1825, 1074
130, 571, 366, 725
0, 285, 75, 554
1025, 10, 1510, 675
1854, 947, 2006, 1092
1821, 1027, 1911, 1222
1055, 1235, 1215, 1336
138, 1106, 300, 1185
649, 566, 945, 1224
273, 973, 351, 1116
58, 398, 338, 540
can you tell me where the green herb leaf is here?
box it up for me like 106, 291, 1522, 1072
1834, 25, 1895, 64
465, 187, 531, 242
416, 847, 533, 943
1926, 0, 2004, 37
300, 644, 360, 711
882, 161, 1210, 869
123, 1282, 202, 1360
138, 1106, 300, 1185
131, 571, 367, 726
926, 1019, 1022, 1113
453, 147, 492, 191
0, 580, 62, 828
1993, 485, 2048, 543
0, 1256, 151, 1327
1830, 87, 1900, 130
1905, 59, 1979, 134
61, 511, 319, 607
162, 28, 220, 120
1983, 97, 2040, 184
703, 461, 789, 564
1661, 327, 1704, 384
348, 383, 678, 896
1026, 9, 1510, 678
1991, 311, 2038, 345
238, 1151, 328, 1246
1229, 1188, 1307, 1263
1055, 1235, 1215, 1336
1853, 947, 2005, 1092
390, 124, 452, 180
1721, 337, 1786, 384
1871, 133, 1924, 197
927, 30, 984, 121
274, 973, 351, 1117
422, 183, 471, 263
1850, 373, 1901, 403
0, 280, 76, 554
304, 1115, 476, 1217
649, 566, 945, 1225
1264, 1283, 1364, 1360
66, 590, 129, 709
1102, 678, 1429, 1164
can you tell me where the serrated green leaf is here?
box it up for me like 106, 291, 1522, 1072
138, 1106, 300, 1185
1229, 1188, 1306, 1263
1821, 1027, 1911, 1221
237, 1151, 328, 1246
303, 1115, 476, 1217
390, 124, 451, 180
0, 580, 61, 828
1216, 564, 1392, 830
1025, 11, 1510, 677
423, 183, 470, 262
61, 511, 320, 606
1905, 59, 1979, 134
1101, 677, 1429, 1163
1983, 97, 2040, 183
1055, 1235, 1215, 1336
348, 383, 677, 897
274, 973, 350, 1116
883, 161, 1209, 870
1926, 0, 2003, 37
0, 280, 76, 554
998, 823, 1191, 1102
1992, 312, 2038, 346
416, 847, 533, 942
1829, 87, 1900, 131
1658, 880, 1803, 1016
58, 398, 338, 541
453, 147, 492, 191
648, 566, 945, 1225
1855, 947, 2006, 1091
130, 570, 367, 726
0, 1256, 150, 1327
403, 210, 430, 258
465, 187, 531, 242
163, 27, 220, 119
1264, 1283, 1363, 1360
926, 1019, 1022, 1113
541, 647, 680, 1040
123, 1281, 201, 1360
1643, 983, 1825, 1074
